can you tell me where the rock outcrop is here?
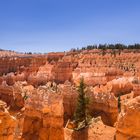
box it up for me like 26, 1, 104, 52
64, 117, 115, 140
21, 86, 64, 140
0, 100, 16, 140
60, 77, 134, 126
27, 62, 54, 86
116, 96, 140, 140
59, 81, 78, 125
88, 77, 134, 126
0, 82, 25, 110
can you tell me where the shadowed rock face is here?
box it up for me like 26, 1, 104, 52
0, 50, 139, 140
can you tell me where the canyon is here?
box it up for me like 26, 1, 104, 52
0, 49, 140, 140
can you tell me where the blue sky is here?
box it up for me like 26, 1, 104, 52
0, 0, 140, 53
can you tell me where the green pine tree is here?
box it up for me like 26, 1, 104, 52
74, 77, 89, 126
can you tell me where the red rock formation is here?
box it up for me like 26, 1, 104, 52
47, 52, 65, 62
89, 77, 134, 126
0, 50, 139, 139
0, 100, 16, 140
116, 96, 140, 140
133, 84, 140, 97
0, 55, 47, 77
106, 77, 133, 96
22, 87, 64, 140
59, 81, 78, 125
87, 87, 117, 126
27, 62, 54, 86
51, 61, 77, 83
0, 82, 24, 109
64, 117, 115, 140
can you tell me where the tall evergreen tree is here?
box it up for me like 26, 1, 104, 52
74, 77, 89, 126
